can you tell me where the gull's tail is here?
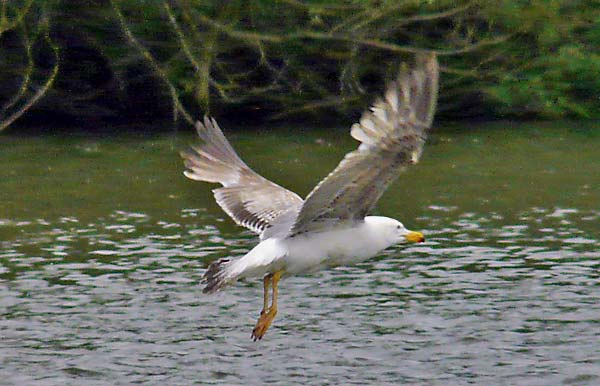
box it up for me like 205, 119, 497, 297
202, 239, 287, 294
180, 116, 247, 187
202, 259, 231, 294
202, 258, 235, 294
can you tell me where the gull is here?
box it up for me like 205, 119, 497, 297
181, 53, 439, 340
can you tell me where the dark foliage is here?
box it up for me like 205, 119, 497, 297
1, 0, 599, 132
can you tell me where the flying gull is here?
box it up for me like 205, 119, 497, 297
181, 53, 439, 340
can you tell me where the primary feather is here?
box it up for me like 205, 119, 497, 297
180, 117, 303, 237
289, 53, 438, 237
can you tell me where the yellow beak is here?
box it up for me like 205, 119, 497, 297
405, 231, 425, 243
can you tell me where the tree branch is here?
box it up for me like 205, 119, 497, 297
0, 18, 59, 132
111, 0, 193, 124
194, 13, 510, 57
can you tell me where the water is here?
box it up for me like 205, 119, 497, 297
1, 122, 599, 385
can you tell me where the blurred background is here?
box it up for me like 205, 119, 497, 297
1, 0, 599, 132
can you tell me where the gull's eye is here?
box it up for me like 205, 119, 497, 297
396, 225, 401, 229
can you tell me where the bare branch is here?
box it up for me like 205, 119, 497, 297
278, 0, 364, 16
0, 19, 59, 132
111, 0, 193, 124
270, 95, 360, 120
1, 23, 33, 113
164, 2, 213, 109
0, 0, 34, 35
194, 13, 510, 57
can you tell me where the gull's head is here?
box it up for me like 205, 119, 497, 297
366, 216, 425, 245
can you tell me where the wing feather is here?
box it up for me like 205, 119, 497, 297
289, 53, 439, 237
181, 116, 303, 237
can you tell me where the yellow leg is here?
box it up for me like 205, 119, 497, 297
261, 273, 272, 314
251, 271, 282, 341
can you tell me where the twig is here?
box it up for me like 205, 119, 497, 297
1, 23, 33, 113
163, 2, 212, 109
278, 0, 364, 16
111, 0, 193, 124
194, 13, 510, 57
164, 3, 202, 75
270, 95, 360, 120
0, 0, 34, 35
0, 17, 59, 132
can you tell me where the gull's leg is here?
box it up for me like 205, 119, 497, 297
261, 273, 272, 315
251, 273, 273, 341
251, 271, 282, 341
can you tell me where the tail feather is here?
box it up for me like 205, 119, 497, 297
202, 258, 234, 294
201, 238, 286, 294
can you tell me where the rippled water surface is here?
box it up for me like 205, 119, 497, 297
1, 122, 600, 385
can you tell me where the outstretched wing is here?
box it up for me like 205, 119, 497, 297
181, 116, 303, 237
289, 53, 439, 237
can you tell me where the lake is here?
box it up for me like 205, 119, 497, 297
1, 121, 599, 385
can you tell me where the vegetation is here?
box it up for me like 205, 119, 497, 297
1, 0, 599, 132
0, 0, 59, 131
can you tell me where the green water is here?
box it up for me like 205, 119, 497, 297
1, 122, 599, 384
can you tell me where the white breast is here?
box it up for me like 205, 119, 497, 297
281, 222, 392, 274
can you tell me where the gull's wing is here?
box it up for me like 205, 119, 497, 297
181, 117, 303, 237
288, 53, 439, 237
